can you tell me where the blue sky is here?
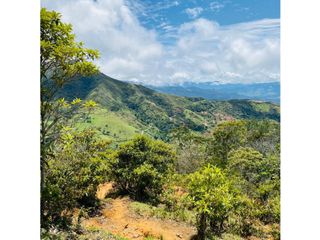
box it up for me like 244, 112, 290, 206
127, 0, 280, 45
42, 0, 280, 85
131, 0, 279, 31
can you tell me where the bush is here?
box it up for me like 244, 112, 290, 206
228, 194, 258, 237
111, 135, 176, 202
187, 165, 237, 239
257, 194, 280, 224
42, 129, 110, 228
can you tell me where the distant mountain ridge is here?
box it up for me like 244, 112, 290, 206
59, 73, 280, 140
146, 82, 280, 104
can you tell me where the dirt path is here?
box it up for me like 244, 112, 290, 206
82, 183, 196, 240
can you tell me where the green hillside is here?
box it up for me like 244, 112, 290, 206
60, 73, 280, 140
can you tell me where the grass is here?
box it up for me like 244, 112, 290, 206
81, 226, 128, 240
76, 108, 141, 143
84, 226, 161, 240
41, 227, 128, 240
129, 201, 195, 224
250, 101, 272, 112
184, 109, 206, 126
218, 234, 245, 240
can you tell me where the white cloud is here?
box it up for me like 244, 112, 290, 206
185, 7, 203, 19
210, 1, 225, 12
41, 0, 280, 86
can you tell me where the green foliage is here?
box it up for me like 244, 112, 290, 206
42, 129, 110, 228
41, 8, 99, 100
41, 7, 100, 228
76, 108, 141, 144
41, 98, 97, 150
206, 119, 280, 167
129, 200, 195, 224
40, 6, 99, 157
228, 194, 259, 237
111, 135, 176, 201
228, 147, 279, 197
227, 147, 280, 232
170, 126, 208, 173
208, 120, 247, 167
41, 227, 128, 240
39, 7, 280, 240
245, 120, 280, 155
41, 7, 99, 145
59, 73, 280, 141
187, 165, 237, 238
228, 147, 265, 186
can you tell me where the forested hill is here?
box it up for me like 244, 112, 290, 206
59, 72, 280, 139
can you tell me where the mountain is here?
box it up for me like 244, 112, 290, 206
148, 82, 280, 104
60, 73, 280, 141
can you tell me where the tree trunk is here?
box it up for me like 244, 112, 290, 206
40, 156, 45, 226
197, 213, 207, 240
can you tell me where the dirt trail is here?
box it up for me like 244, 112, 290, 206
82, 183, 196, 240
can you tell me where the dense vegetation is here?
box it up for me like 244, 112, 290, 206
59, 73, 280, 141
41, 8, 280, 240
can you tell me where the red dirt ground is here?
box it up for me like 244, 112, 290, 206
82, 183, 196, 240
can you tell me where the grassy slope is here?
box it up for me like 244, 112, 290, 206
61, 73, 280, 140
76, 108, 141, 142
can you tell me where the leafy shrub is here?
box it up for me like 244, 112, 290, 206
228, 194, 259, 237
42, 129, 110, 228
111, 135, 176, 202
257, 194, 280, 224
187, 165, 237, 238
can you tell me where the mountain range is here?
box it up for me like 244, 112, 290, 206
60, 73, 280, 141
147, 82, 280, 104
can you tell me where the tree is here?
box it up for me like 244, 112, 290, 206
187, 165, 236, 238
170, 126, 208, 173
228, 147, 264, 185
245, 120, 280, 155
42, 129, 110, 228
207, 120, 247, 167
227, 147, 280, 226
228, 147, 280, 197
40, 7, 99, 222
111, 135, 176, 201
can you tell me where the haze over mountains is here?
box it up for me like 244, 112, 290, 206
146, 82, 280, 104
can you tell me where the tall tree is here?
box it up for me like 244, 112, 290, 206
207, 120, 247, 167
40, 8, 99, 221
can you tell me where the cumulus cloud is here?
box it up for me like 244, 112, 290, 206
41, 0, 280, 86
185, 7, 203, 19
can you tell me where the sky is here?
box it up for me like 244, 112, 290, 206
41, 0, 280, 86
